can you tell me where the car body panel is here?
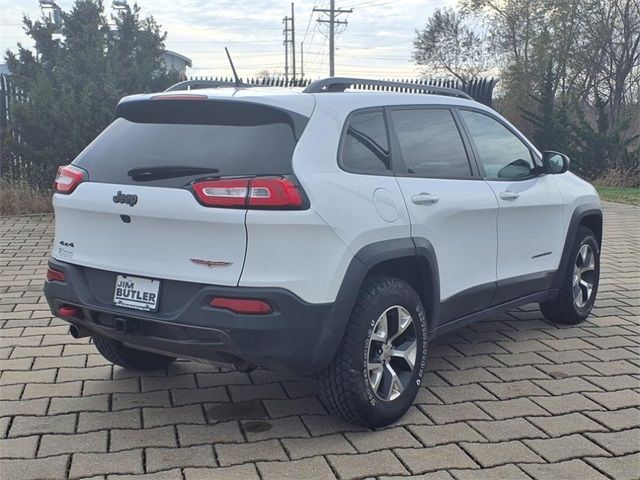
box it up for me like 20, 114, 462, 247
52, 182, 247, 287
395, 177, 499, 302
485, 174, 565, 280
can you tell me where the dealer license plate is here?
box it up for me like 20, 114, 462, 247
113, 275, 160, 312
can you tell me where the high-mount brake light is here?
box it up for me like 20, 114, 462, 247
151, 94, 208, 101
54, 165, 86, 194
192, 177, 304, 209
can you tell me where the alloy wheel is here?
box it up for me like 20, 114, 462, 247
573, 243, 596, 309
367, 305, 417, 401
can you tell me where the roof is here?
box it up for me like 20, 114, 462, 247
311, 90, 483, 117
119, 86, 489, 119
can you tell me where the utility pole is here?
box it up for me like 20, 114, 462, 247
291, 3, 296, 82
300, 41, 304, 79
283, 16, 291, 81
313, 0, 352, 76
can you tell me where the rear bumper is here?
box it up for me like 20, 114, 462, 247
43, 258, 340, 374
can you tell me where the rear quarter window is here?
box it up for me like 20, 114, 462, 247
339, 109, 392, 175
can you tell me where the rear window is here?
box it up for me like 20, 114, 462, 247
390, 108, 472, 178
73, 100, 309, 187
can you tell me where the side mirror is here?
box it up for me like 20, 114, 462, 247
542, 151, 570, 174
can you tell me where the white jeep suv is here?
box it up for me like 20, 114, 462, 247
44, 78, 602, 427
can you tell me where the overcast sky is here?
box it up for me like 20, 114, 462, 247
1, 0, 455, 79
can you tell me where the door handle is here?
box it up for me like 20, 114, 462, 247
500, 191, 519, 201
411, 193, 439, 205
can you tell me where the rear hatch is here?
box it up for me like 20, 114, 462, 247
52, 95, 310, 292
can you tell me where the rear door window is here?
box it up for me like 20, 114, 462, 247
339, 110, 392, 175
73, 100, 308, 187
389, 108, 473, 178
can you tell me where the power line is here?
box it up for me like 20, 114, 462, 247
313, 0, 352, 76
303, 26, 329, 70
301, 3, 315, 44
349, 0, 397, 9
300, 2, 326, 78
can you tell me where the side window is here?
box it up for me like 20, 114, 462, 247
339, 110, 391, 174
389, 108, 472, 178
459, 110, 535, 179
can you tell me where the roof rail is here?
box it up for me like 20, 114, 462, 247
302, 77, 473, 100
164, 79, 241, 92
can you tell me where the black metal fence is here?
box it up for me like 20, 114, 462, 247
186, 75, 497, 106
0, 74, 497, 131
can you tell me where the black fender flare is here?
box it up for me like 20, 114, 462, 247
315, 238, 441, 369
552, 204, 602, 290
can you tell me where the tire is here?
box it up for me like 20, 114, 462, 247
93, 335, 174, 371
318, 276, 428, 428
540, 226, 600, 325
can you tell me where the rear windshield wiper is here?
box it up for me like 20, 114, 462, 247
127, 166, 220, 181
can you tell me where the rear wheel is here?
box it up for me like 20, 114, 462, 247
318, 276, 428, 428
93, 335, 174, 371
540, 226, 600, 324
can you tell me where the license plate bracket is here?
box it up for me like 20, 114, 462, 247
113, 274, 160, 312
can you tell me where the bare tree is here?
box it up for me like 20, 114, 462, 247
413, 8, 490, 83
256, 69, 281, 79
581, 0, 640, 122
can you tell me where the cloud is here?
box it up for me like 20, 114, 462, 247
1, 0, 455, 78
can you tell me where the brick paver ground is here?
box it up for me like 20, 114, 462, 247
1, 201, 639, 480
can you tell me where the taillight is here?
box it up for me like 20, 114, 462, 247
193, 179, 250, 207
248, 178, 303, 207
46, 267, 65, 282
210, 297, 273, 314
192, 177, 305, 209
54, 165, 86, 194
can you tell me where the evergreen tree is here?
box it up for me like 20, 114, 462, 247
3, 0, 179, 188
571, 92, 640, 179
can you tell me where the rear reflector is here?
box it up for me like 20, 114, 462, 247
192, 177, 304, 209
58, 306, 79, 317
54, 164, 86, 194
210, 297, 273, 314
46, 267, 66, 282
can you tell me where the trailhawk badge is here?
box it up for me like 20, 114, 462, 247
190, 259, 233, 268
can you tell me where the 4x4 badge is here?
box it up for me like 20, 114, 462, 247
113, 191, 138, 207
